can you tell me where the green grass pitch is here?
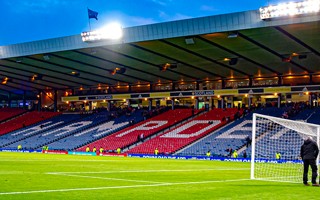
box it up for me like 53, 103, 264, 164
0, 152, 319, 200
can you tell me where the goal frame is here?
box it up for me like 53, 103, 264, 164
250, 113, 320, 180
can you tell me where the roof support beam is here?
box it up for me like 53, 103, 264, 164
274, 26, 320, 57
196, 36, 280, 75
130, 43, 224, 79
238, 32, 313, 74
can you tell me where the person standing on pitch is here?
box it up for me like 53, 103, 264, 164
300, 136, 319, 186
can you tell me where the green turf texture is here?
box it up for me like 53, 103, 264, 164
0, 152, 319, 200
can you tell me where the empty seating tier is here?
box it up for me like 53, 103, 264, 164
77, 109, 192, 152
127, 108, 239, 155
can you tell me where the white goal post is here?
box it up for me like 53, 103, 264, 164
250, 113, 320, 183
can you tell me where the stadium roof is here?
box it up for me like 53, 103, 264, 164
0, 9, 320, 98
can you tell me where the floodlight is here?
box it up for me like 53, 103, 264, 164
259, 0, 320, 20
99, 23, 123, 40
81, 22, 123, 42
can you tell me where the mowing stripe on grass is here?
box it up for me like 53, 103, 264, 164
47, 168, 250, 175
50, 173, 165, 184
0, 179, 250, 195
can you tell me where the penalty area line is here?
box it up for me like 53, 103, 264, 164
0, 179, 250, 195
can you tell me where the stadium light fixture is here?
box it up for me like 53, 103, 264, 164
30, 74, 43, 81
185, 37, 195, 45
227, 32, 238, 38
159, 63, 178, 71
81, 22, 123, 42
16, 57, 23, 63
229, 58, 238, 65
43, 54, 50, 61
71, 71, 80, 77
259, 0, 320, 20
1, 77, 9, 84
110, 67, 126, 75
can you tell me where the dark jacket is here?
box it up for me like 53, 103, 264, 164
300, 138, 319, 160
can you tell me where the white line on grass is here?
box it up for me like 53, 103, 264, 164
0, 179, 250, 195
47, 168, 250, 175
50, 173, 165, 184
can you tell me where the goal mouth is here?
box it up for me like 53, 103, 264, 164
250, 113, 320, 183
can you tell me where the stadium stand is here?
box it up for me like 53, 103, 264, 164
176, 107, 286, 157
0, 108, 26, 122
0, 113, 81, 148
46, 109, 144, 150
304, 107, 320, 124
4, 111, 112, 150
3, 108, 146, 150
77, 108, 193, 152
0, 111, 61, 136
127, 108, 239, 155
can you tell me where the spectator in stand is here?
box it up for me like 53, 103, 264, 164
154, 148, 159, 155
243, 150, 247, 158
245, 136, 252, 148
232, 150, 238, 158
42, 146, 47, 152
234, 111, 239, 120
137, 134, 140, 142
282, 111, 289, 119
140, 133, 144, 142
99, 147, 104, 154
228, 148, 233, 157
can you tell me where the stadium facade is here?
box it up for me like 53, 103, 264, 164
0, 1, 320, 111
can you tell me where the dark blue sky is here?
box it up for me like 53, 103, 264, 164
0, 0, 293, 46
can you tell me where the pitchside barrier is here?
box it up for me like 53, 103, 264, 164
0, 149, 306, 164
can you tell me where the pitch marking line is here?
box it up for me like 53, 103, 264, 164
0, 179, 250, 195
47, 168, 250, 175
50, 173, 165, 184
46, 168, 250, 185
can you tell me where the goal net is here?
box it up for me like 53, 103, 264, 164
251, 113, 320, 183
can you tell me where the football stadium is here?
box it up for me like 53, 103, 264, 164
1, 1, 320, 199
